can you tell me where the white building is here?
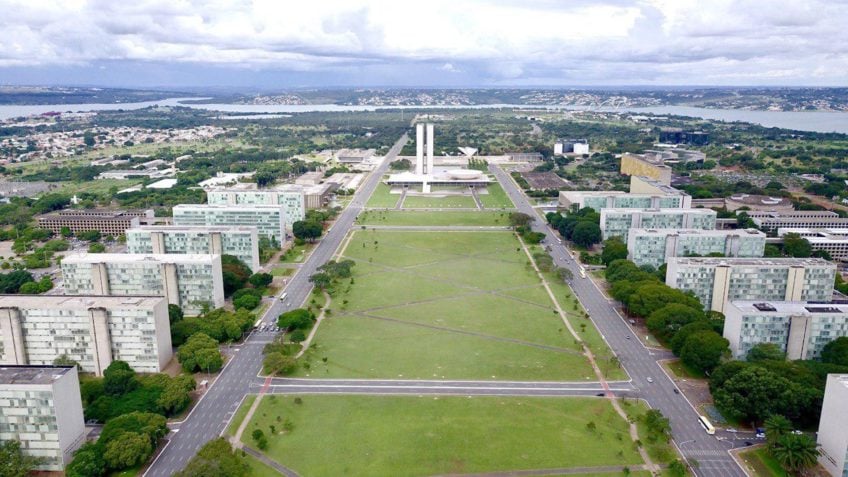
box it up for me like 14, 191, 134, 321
818, 374, 848, 477
172, 204, 287, 245
627, 228, 766, 268
61, 253, 225, 315
0, 365, 85, 471
778, 228, 848, 261
665, 257, 836, 313
206, 188, 305, 223
600, 208, 717, 242
127, 225, 260, 272
0, 295, 171, 375
724, 301, 848, 360
559, 190, 691, 211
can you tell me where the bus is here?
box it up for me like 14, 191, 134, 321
698, 415, 715, 435
279, 292, 288, 302
253, 318, 263, 330
579, 267, 587, 279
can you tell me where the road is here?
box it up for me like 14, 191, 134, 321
490, 165, 747, 477
144, 134, 409, 477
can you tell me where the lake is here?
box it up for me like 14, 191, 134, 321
1, 98, 847, 134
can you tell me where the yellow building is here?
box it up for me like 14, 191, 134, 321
620, 153, 672, 185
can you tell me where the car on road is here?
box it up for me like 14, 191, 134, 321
756, 432, 766, 438
646, 377, 654, 383
792, 430, 803, 435
673, 388, 680, 394
625, 335, 631, 340
744, 441, 753, 447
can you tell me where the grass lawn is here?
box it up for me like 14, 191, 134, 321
270, 266, 295, 277
402, 193, 478, 209
279, 242, 315, 263
365, 182, 399, 208
356, 210, 509, 226
108, 468, 140, 477
225, 394, 256, 437
244, 452, 280, 477
56, 179, 144, 196
479, 182, 515, 209
242, 395, 643, 477
297, 230, 615, 381
738, 447, 788, 477
620, 399, 681, 466
665, 359, 706, 379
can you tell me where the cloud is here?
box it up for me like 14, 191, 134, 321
0, 0, 846, 86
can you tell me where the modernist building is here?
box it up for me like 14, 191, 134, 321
172, 204, 287, 244
619, 153, 673, 185
777, 228, 848, 261
724, 301, 848, 360
0, 365, 85, 471
205, 188, 305, 222
600, 208, 717, 241
127, 225, 260, 271
665, 257, 836, 313
61, 253, 225, 315
554, 139, 589, 155
818, 374, 848, 477
0, 295, 171, 375
658, 128, 710, 145
725, 194, 794, 212
37, 209, 153, 236
559, 190, 691, 212
627, 228, 766, 268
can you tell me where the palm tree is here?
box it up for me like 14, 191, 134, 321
771, 434, 819, 475
764, 414, 793, 449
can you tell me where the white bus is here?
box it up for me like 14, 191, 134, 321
579, 267, 587, 279
279, 292, 288, 301
698, 415, 715, 435
253, 318, 263, 330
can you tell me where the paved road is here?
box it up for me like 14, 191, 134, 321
490, 165, 746, 477
144, 134, 409, 477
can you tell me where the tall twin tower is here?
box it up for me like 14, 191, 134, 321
415, 123, 435, 175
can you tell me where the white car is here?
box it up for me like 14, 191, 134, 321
646, 377, 654, 383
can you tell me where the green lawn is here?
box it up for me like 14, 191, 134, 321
225, 394, 256, 437
620, 400, 681, 466
356, 210, 509, 226
402, 193, 478, 209
279, 242, 315, 263
244, 453, 280, 477
365, 182, 400, 208
738, 447, 788, 477
479, 182, 515, 209
297, 230, 614, 381
270, 266, 295, 277
665, 359, 706, 379
242, 395, 644, 477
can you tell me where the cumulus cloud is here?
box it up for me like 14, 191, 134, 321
0, 0, 846, 85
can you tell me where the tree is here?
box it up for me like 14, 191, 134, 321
680, 331, 729, 374
173, 438, 249, 477
764, 414, 793, 449
60, 226, 74, 238
168, 304, 184, 324
747, 343, 786, 362
157, 375, 195, 415
508, 212, 534, 228
233, 294, 260, 310
88, 242, 106, 253
177, 333, 223, 373
264, 352, 298, 375
98, 411, 168, 446
103, 432, 152, 470
66, 443, 105, 477
18, 281, 41, 294
556, 267, 573, 282
770, 434, 819, 474
77, 230, 101, 242
0, 440, 42, 477
278, 308, 315, 331
292, 220, 323, 242
0, 270, 35, 293
103, 360, 138, 396
248, 272, 273, 288
627, 283, 702, 318
309, 271, 332, 290
713, 366, 800, 422
782, 233, 812, 258
83, 131, 96, 147
53, 354, 81, 370
671, 321, 714, 356
571, 221, 602, 247
667, 460, 687, 477
820, 337, 848, 366
645, 304, 704, 342
643, 409, 671, 442
221, 255, 252, 295
601, 237, 628, 266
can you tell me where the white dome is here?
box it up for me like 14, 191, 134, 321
447, 169, 482, 180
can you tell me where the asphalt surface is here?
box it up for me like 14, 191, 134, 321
144, 134, 409, 477
490, 165, 747, 477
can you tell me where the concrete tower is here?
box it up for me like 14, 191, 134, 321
415, 123, 435, 175
426, 123, 434, 174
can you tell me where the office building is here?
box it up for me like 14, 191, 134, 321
777, 228, 848, 261
627, 228, 766, 268
559, 190, 691, 212
172, 204, 287, 244
0, 365, 85, 471
61, 253, 224, 315
600, 208, 717, 241
37, 209, 153, 236
619, 153, 673, 185
665, 257, 836, 313
206, 188, 305, 222
725, 194, 794, 212
0, 295, 171, 375
659, 128, 710, 145
724, 301, 848, 360
127, 226, 260, 271
818, 374, 848, 477
336, 148, 375, 164
554, 139, 589, 155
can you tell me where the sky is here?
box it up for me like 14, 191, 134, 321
1, 0, 847, 89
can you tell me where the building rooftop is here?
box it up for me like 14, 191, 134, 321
778, 228, 848, 240
668, 257, 833, 267
600, 207, 716, 215
62, 253, 219, 265
727, 194, 793, 208
729, 300, 848, 315
630, 228, 764, 237
0, 294, 165, 309
173, 203, 285, 211
129, 225, 258, 234
630, 176, 687, 195
0, 365, 75, 386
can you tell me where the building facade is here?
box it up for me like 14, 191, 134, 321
559, 191, 691, 212
619, 153, 673, 185
61, 253, 225, 315
778, 228, 848, 262
0, 295, 171, 375
627, 228, 766, 268
172, 204, 287, 244
665, 257, 837, 313
206, 188, 306, 222
724, 301, 848, 360
599, 208, 717, 241
37, 211, 141, 236
818, 374, 848, 477
126, 226, 260, 271
0, 366, 85, 471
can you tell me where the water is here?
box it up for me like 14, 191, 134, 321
2, 98, 847, 134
